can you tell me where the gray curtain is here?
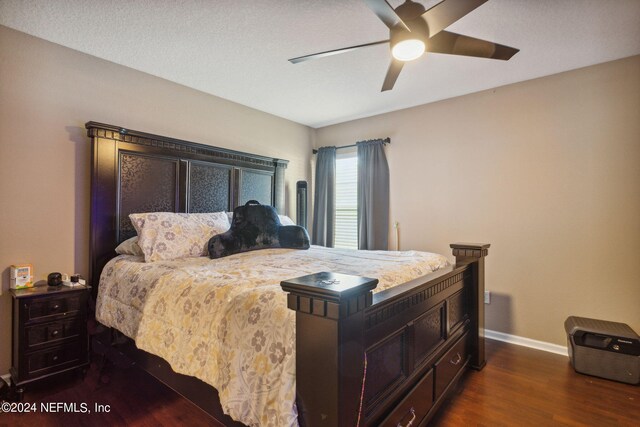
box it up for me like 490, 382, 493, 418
312, 146, 336, 247
357, 140, 389, 250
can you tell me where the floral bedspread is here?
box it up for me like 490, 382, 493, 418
95, 246, 449, 426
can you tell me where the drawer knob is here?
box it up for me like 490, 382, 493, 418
51, 330, 59, 337
52, 304, 61, 311
52, 355, 59, 362
450, 352, 462, 366
397, 407, 416, 427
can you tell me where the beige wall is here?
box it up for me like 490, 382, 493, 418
315, 56, 640, 346
1, 22, 637, 374
0, 26, 313, 373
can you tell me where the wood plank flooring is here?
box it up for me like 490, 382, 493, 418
1, 339, 638, 426
0, 355, 224, 427
431, 340, 639, 426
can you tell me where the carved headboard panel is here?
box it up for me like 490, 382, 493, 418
87, 122, 288, 297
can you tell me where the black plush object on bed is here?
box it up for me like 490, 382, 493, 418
208, 200, 310, 259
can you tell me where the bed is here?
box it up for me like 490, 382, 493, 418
87, 122, 489, 427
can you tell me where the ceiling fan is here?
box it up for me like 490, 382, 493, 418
288, 0, 519, 91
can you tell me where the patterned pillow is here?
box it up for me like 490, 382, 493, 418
130, 212, 230, 262
115, 236, 144, 256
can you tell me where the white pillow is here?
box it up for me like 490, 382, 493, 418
115, 236, 144, 256
129, 212, 230, 262
279, 215, 295, 226
227, 211, 296, 226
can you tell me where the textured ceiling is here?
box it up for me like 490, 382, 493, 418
1, 0, 639, 128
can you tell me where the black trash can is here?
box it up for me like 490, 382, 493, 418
564, 316, 639, 385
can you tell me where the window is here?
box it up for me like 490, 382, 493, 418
335, 151, 358, 249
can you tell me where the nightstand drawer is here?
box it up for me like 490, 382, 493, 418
27, 341, 84, 375
26, 318, 82, 349
25, 295, 81, 321
434, 332, 468, 399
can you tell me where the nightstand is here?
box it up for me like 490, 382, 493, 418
9, 284, 90, 392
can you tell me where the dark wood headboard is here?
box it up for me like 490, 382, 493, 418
87, 121, 288, 297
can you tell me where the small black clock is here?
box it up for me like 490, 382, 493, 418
47, 272, 63, 287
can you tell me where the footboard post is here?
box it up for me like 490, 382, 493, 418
281, 272, 378, 427
450, 243, 490, 370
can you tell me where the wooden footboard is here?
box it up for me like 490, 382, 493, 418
281, 243, 489, 427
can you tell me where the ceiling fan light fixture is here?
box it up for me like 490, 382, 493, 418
391, 39, 425, 61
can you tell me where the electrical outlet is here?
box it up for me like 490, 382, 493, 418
484, 290, 491, 304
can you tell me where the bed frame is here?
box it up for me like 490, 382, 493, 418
87, 122, 489, 427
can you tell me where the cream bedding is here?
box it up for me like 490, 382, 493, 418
95, 245, 449, 427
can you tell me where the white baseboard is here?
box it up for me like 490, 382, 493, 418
485, 329, 568, 356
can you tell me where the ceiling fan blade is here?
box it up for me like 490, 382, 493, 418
422, 0, 488, 37
429, 31, 519, 60
381, 59, 404, 91
289, 40, 389, 64
364, 0, 410, 31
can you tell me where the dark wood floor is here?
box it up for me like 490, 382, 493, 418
432, 340, 639, 426
0, 361, 224, 427
1, 340, 638, 427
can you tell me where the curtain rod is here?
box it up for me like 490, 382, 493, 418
312, 137, 390, 154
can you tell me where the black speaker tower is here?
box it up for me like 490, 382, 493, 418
296, 181, 308, 229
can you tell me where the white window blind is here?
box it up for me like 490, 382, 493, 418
335, 152, 358, 249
